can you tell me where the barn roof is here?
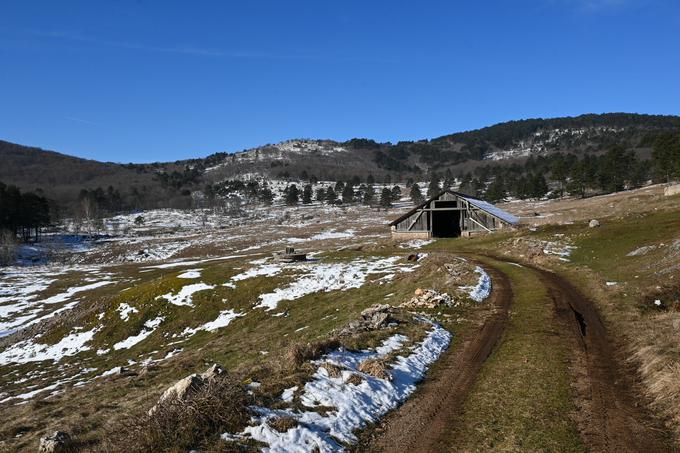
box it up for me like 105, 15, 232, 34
389, 190, 519, 226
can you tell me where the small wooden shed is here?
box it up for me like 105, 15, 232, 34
390, 190, 519, 239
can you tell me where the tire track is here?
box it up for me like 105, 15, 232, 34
356, 261, 513, 452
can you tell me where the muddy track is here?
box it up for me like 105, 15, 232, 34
355, 262, 513, 452
530, 264, 673, 452
360, 256, 674, 452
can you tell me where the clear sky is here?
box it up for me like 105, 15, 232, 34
1, 1, 678, 163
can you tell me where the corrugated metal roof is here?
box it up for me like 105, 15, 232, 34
459, 195, 519, 224
389, 190, 520, 226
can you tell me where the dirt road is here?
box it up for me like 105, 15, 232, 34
359, 257, 673, 452
535, 265, 671, 452
356, 263, 513, 452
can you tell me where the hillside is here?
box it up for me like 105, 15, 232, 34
2, 113, 679, 210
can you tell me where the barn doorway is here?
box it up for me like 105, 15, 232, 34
432, 209, 461, 237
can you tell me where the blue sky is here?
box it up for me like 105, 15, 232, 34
1, 1, 678, 163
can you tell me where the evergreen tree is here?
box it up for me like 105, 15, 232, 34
362, 184, 375, 205
484, 178, 505, 202
315, 187, 326, 202
390, 185, 402, 201
379, 188, 393, 208
529, 174, 549, 198
427, 176, 441, 198
284, 184, 300, 206
458, 173, 474, 196
342, 183, 355, 204
443, 169, 455, 189
409, 184, 424, 204
366, 174, 375, 185
258, 187, 274, 205
325, 187, 338, 204
302, 184, 313, 204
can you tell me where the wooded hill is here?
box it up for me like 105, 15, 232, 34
2, 113, 679, 214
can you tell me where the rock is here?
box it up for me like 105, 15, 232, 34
407, 254, 419, 262
39, 431, 72, 453
401, 289, 455, 309
414, 288, 424, 296
360, 304, 391, 318
149, 364, 226, 415
368, 312, 390, 329
589, 219, 600, 228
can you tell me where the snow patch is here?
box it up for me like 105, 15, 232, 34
224, 323, 451, 451
156, 283, 215, 307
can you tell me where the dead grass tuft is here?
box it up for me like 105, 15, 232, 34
320, 362, 343, 378
99, 373, 251, 452
641, 283, 680, 313
285, 338, 341, 368
345, 374, 364, 386
358, 358, 391, 380
268, 416, 298, 433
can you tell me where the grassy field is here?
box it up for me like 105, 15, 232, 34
440, 260, 584, 452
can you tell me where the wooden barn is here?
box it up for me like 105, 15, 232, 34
390, 190, 519, 239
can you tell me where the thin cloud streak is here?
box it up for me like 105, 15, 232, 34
22, 28, 392, 63
64, 116, 99, 126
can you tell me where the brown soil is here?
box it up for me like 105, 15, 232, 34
533, 264, 674, 452
355, 264, 513, 452
359, 258, 675, 453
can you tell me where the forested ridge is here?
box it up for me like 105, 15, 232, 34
1, 113, 679, 234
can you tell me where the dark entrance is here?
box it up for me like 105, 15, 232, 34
432, 209, 461, 237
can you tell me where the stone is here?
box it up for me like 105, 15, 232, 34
38, 431, 72, 453
589, 219, 600, 228
149, 364, 225, 415
414, 288, 424, 296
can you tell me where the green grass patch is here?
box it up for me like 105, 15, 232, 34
444, 262, 584, 452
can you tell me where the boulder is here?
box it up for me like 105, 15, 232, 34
149, 364, 226, 415
38, 431, 72, 453
589, 219, 600, 228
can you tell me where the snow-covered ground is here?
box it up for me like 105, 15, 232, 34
460, 266, 492, 302
230, 256, 422, 311
224, 322, 451, 451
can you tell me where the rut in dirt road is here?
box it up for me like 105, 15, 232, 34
534, 266, 673, 453
356, 264, 513, 452
360, 257, 674, 453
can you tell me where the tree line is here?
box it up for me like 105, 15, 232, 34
0, 182, 51, 242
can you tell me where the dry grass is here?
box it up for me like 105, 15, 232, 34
268, 416, 298, 433
99, 373, 251, 452
358, 358, 390, 380
320, 362, 344, 378
284, 338, 341, 368
345, 373, 364, 386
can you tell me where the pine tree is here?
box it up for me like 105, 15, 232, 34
379, 188, 393, 208
362, 185, 375, 205
409, 184, 424, 204
390, 185, 402, 201
427, 176, 441, 198
484, 178, 505, 202
342, 183, 355, 204
284, 184, 300, 206
443, 168, 455, 189
325, 187, 338, 204
315, 187, 326, 202
334, 181, 345, 194
302, 184, 313, 204
258, 187, 274, 205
